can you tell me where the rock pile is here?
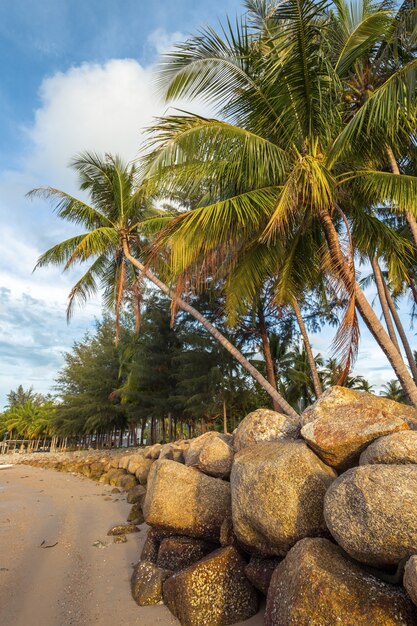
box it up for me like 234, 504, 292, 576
16, 386, 417, 625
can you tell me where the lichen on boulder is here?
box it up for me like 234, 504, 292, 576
233, 408, 300, 452
324, 464, 417, 567
265, 537, 417, 625
231, 440, 336, 556
131, 561, 172, 606
163, 546, 258, 626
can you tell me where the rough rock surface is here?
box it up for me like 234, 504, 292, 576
163, 546, 258, 626
233, 408, 300, 452
244, 556, 281, 595
104, 468, 126, 485
184, 432, 232, 467
324, 465, 417, 567
140, 528, 161, 563
404, 555, 417, 607
231, 441, 336, 556
144, 444, 162, 460
127, 503, 144, 524
126, 484, 146, 505
197, 436, 234, 478
131, 561, 172, 606
301, 403, 408, 470
265, 537, 417, 626
159, 441, 189, 463
157, 536, 216, 572
107, 524, 140, 536
116, 473, 137, 491
133, 457, 154, 484
143, 459, 231, 540
360, 431, 417, 465
302, 385, 417, 430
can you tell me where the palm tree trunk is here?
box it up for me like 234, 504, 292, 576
292, 297, 323, 398
386, 146, 417, 247
319, 209, 417, 406
223, 399, 227, 434
370, 257, 401, 353
257, 303, 287, 412
382, 279, 417, 384
122, 240, 299, 419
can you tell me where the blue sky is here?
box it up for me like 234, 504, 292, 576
0, 0, 409, 407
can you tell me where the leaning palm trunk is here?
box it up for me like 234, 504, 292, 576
257, 304, 287, 412
386, 146, 417, 247
382, 279, 417, 385
370, 257, 401, 353
319, 210, 417, 406
292, 297, 323, 398
122, 239, 299, 418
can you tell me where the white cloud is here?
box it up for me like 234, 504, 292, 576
147, 28, 185, 56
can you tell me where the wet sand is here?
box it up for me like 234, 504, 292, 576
0, 465, 264, 626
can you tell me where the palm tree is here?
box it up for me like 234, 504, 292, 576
29, 152, 297, 418
380, 379, 408, 402
145, 0, 417, 404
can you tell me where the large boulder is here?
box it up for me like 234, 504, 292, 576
131, 561, 172, 606
144, 443, 162, 460
104, 467, 126, 486
231, 441, 336, 556
126, 484, 146, 505
133, 457, 154, 484
197, 436, 234, 478
159, 440, 189, 462
143, 459, 231, 541
265, 538, 417, 626
404, 556, 417, 607
360, 431, 417, 465
324, 465, 417, 567
233, 408, 300, 452
184, 432, 232, 467
163, 546, 258, 626
301, 403, 408, 470
157, 536, 216, 572
302, 385, 417, 430
115, 473, 137, 491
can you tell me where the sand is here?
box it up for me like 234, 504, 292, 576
0, 465, 264, 626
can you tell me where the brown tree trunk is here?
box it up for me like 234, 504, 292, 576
122, 240, 299, 419
292, 297, 323, 398
319, 209, 417, 406
371, 257, 401, 353
223, 399, 228, 434
383, 279, 417, 384
168, 412, 173, 442
257, 303, 286, 412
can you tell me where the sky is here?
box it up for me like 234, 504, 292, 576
0, 0, 412, 407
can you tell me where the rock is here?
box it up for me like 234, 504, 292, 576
404, 556, 417, 607
303, 385, 417, 430
131, 561, 172, 606
134, 457, 154, 484
360, 431, 417, 465
145, 444, 162, 460
244, 556, 281, 595
140, 528, 160, 563
116, 473, 137, 491
231, 441, 336, 556
107, 524, 140, 536
118, 454, 133, 470
197, 436, 234, 478
104, 468, 126, 486
126, 452, 146, 474
143, 459, 231, 541
324, 465, 417, 567
219, 516, 239, 548
233, 409, 300, 452
127, 503, 145, 524
89, 461, 105, 479
301, 402, 408, 470
163, 546, 258, 626
265, 537, 417, 626
184, 432, 232, 466
159, 441, 189, 463
126, 484, 146, 505
157, 536, 216, 572
111, 487, 121, 494
113, 534, 127, 544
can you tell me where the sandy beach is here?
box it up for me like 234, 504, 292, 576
0, 464, 264, 626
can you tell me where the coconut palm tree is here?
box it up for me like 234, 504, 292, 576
29, 152, 297, 417
144, 0, 417, 404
